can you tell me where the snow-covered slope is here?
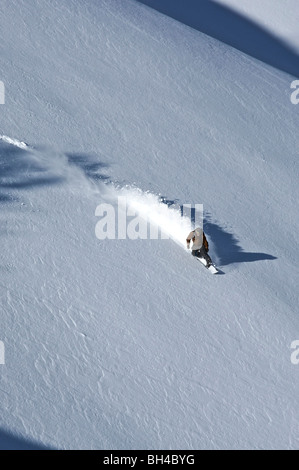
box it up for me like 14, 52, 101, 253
0, 0, 299, 449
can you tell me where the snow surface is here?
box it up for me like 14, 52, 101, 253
0, 0, 299, 450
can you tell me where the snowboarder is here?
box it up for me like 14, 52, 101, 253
186, 227, 212, 267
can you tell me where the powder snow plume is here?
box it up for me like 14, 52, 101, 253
103, 185, 199, 248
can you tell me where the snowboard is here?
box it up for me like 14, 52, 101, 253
196, 256, 219, 274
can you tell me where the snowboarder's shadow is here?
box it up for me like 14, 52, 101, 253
203, 214, 277, 267
184, 207, 276, 266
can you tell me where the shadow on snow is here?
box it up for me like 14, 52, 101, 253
0, 142, 63, 203
0, 143, 110, 205
179, 206, 277, 266
65, 152, 110, 182
137, 0, 299, 78
0, 428, 52, 450
204, 214, 277, 266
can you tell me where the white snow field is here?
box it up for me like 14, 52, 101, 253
0, 0, 299, 450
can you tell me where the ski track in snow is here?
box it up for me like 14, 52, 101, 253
0, 135, 28, 150
0, 0, 299, 451
1, 135, 197, 252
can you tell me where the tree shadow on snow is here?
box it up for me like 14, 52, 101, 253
203, 214, 277, 266
0, 193, 15, 203
0, 142, 64, 203
0, 144, 111, 206
65, 153, 110, 182
0, 428, 52, 450
137, 0, 299, 78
